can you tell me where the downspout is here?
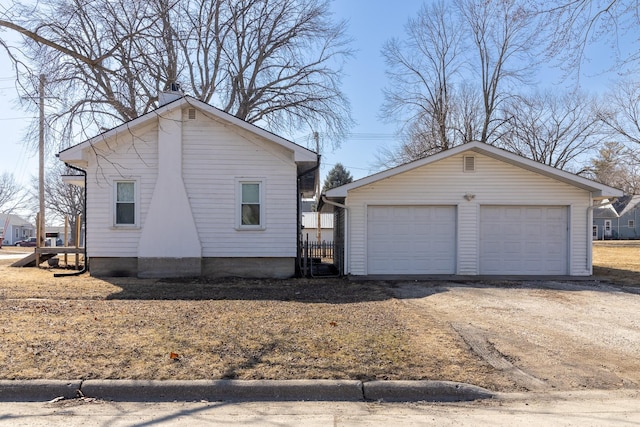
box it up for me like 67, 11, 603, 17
587, 197, 616, 275
322, 196, 348, 276
54, 162, 87, 277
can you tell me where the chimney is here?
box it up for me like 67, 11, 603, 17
158, 82, 183, 107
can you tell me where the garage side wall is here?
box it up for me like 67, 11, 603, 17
344, 152, 592, 276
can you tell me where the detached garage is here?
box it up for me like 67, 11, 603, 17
323, 142, 622, 277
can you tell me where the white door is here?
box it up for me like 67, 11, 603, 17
480, 206, 568, 275
367, 205, 456, 274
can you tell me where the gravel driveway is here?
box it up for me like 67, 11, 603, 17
389, 280, 640, 391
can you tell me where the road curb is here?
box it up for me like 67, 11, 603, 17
363, 380, 494, 402
0, 379, 494, 402
81, 379, 364, 402
0, 380, 82, 402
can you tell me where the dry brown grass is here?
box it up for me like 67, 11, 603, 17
593, 241, 640, 286
0, 249, 505, 389
1, 242, 635, 389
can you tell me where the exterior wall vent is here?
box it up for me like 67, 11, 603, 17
188, 108, 196, 120
463, 155, 475, 172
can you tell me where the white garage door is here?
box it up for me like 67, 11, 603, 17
367, 206, 456, 274
480, 206, 568, 275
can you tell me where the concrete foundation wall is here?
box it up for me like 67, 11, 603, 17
90, 258, 138, 277
89, 257, 295, 279
138, 258, 202, 278
201, 257, 295, 279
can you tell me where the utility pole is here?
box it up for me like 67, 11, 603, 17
36, 74, 45, 265
314, 131, 321, 244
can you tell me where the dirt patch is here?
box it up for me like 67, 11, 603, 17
389, 281, 640, 391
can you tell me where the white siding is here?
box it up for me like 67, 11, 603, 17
85, 123, 158, 257
85, 108, 299, 259
182, 109, 298, 257
345, 152, 591, 276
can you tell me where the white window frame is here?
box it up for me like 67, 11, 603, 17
592, 225, 598, 239
236, 178, 265, 230
113, 179, 139, 228
604, 220, 612, 236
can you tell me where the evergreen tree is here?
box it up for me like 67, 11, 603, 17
322, 163, 353, 193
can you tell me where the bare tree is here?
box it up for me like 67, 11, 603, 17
540, 1, 640, 77
457, 0, 541, 145
0, 172, 26, 213
381, 1, 464, 159
598, 79, 640, 146
499, 91, 605, 170
29, 162, 84, 240
1, 0, 354, 149
586, 141, 640, 194
380, 0, 541, 166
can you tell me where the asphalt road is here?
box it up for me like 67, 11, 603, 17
0, 390, 639, 426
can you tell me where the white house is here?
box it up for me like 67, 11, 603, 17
58, 94, 318, 278
323, 141, 623, 277
0, 213, 35, 246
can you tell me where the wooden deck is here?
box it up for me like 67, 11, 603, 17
11, 247, 85, 268
35, 247, 85, 255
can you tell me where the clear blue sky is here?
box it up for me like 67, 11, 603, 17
0, 0, 629, 188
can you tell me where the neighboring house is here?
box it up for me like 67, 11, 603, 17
0, 213, 35, 246
301, 212, 334, 243
323, 141, 622, 277
593, 195, 640, 240
593, 200, 619, 240
58, 94, 318, 278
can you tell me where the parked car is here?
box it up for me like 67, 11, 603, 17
15, 237, 38, 247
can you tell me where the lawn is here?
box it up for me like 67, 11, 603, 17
0, 242, 636, 389
592, 240, 640, 286
0, 253, 503, 389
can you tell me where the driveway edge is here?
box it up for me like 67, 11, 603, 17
0, 379, 494, 402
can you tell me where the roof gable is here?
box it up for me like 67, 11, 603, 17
0, 213, 33, 227
325, 142, 623, 199
58, 96, 317, 164
614, 195, 640, 217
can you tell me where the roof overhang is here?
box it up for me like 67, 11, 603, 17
325, 141, 623, 200
62, 175, 85, 187
58, 95, 318, 167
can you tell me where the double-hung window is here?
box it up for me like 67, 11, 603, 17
238, 180, 264, 229
115, 181, 136, 226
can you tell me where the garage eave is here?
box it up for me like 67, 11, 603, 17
325, 141, 624, 200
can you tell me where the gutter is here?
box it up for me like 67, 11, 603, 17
54, 162, 88, 277
587, 197, 616, 275
322, 196, 348, 276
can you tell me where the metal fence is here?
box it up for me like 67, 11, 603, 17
300, 239, 336, 277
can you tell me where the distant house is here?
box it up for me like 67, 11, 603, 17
593, 195, 640, 240
0, 213, 35, 246
58, 93, 318, 278
324, 141, 622, 277
301, 212, 334, 243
